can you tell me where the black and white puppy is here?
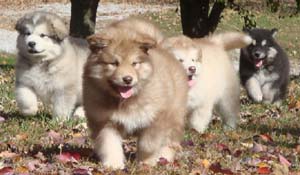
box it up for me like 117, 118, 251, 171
239, 28, 290, 105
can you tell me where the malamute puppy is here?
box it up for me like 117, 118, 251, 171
161, 32, 252, 133
240, 28, 290, 104
15, 11, 90, 120
83, 18, 188, 169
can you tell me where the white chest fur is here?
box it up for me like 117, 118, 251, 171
255, 69, 279, 86
111, 103, 157, 134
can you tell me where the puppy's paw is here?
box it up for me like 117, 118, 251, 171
102, 158, 125, 169
251, 93, 263, 103
190, 122, 207, 134
73, 106, 85, 119
20, 106, 38, 116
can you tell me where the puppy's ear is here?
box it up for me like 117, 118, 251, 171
271, 28, 278, 38
49, 18, 68, 42
15, 16, 31, 34
136, 36, 156, 54
87, 34, 111, 53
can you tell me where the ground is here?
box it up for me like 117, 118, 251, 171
0, 1, 300, 174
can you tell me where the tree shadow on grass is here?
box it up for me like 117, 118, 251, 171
0, 64, 14, 70
27, 142, 136, 164
0, 110, 52, 121
240, 123, 300, 148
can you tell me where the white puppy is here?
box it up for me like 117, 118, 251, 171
161, 32, 252, 133
15, 11, 89, 120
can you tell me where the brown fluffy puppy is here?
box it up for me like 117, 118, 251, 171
82, 18, 188, 169
161, 32, 252, 133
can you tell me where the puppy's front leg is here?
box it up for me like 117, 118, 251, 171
245, 77, 263, 102
94, 126, 125, 169
189, 102, 214, 133
15, 85, 38, 116
52, 90, 76, 120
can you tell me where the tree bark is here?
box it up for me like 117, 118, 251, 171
180, 0, 226, 38
69, 0, 100, 38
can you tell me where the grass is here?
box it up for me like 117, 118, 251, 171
143, 7, 300, 60
1, 6, 300, 174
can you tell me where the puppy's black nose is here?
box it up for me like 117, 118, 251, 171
254, 52, 261, 58
28, 41, 36, 48
122, 76, 133, 85
188, 66, 196, 74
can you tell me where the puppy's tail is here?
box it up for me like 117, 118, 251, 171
209, 32, 252, 51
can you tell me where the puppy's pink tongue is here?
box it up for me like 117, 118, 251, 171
118, 86, 133, 99
255, 60, 263, 68
188, 79, 196, 87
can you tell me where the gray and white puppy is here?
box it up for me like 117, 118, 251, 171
15, 11, 90, 120
239, 28, 290, 104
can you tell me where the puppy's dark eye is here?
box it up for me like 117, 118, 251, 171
179, 59, 184, 62
24, 31, 31, 36
192, 59, 195, 62
132, 62, 140, 66
40, 34, 47, 38
105, 61, 119, 66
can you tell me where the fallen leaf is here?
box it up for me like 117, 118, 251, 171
216, 143, 231, 154
278, 154, 291, 167
34, 152, 47, 162
56, 152, 81, 163
73, 167, 91, 175
296, 145, 300, 153
15, 166, 29, 174
259, 134, 274, 143
0, 151, 19, 158
181, 140, 194, 147
47, 130, 63, 144
241, 142, 253, 148
273, 163, 289, 175
209, 162, 234, 175
257, 162, 269, 168
233, 149, 243, 157
26, 160, 40, 171
67, 133, 87, 146
257, 167, 271, 174
252, 142, 267, 153
0, 166, 13, 174
158, 157, 169, 166
201, 159, 210, 169
15, 133, 28, 140
0, 116, 5, 123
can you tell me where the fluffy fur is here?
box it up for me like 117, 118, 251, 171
82, 17, 188, 169
161, 32, 252, 133
240, 28, 290, 104
15, 11, 90, 120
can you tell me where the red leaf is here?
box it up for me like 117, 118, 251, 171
257, 167, 271, 174
260, 134, 273, 143
209, 162, 234, 175
158, 157, 169, 166
73, 168, 90, 175
233, 149, 242, 157
0, 167, 13, 174
216, 143, 231, 154
56, 152, 81, 163
180, 140, 194, 147
278, 154, 291, 167
71, 152, 81, 161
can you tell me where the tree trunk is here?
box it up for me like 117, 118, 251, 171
297, 0, 300, 12
69, 0, 100, 38
180, 0, 226, 38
